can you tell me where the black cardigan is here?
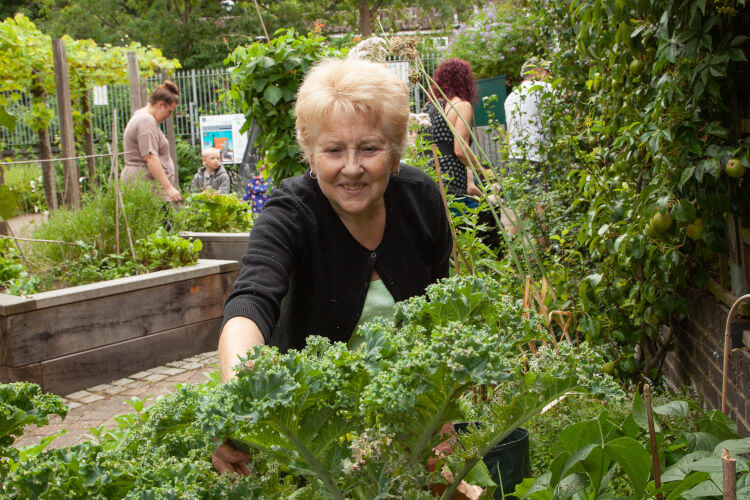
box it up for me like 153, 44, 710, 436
223, 164, 452, 352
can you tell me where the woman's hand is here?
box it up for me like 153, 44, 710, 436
212, 440, 252, 475
466, 182, 482, 197
166, 186, 182, 202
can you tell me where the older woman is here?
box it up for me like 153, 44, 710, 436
121, 81, 182, 202
213, 58, 452, 474
422, 58, 482, 199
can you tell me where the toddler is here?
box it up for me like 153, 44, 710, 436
191, 147, 230, 194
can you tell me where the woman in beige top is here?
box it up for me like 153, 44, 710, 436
121, 81, 182, 202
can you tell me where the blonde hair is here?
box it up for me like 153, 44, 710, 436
202, 147, 222, 158
295, 58, 410, 162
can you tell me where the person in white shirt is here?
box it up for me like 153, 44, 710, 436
503, 57, 553, 186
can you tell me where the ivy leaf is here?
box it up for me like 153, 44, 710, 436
663, 471, 710, 500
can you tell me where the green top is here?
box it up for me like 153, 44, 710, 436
347, 279, 396, 350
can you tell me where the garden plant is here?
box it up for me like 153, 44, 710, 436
0, 178, 202, 294
0, 0, 749, 496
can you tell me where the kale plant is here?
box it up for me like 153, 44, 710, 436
199, 275, 614, 498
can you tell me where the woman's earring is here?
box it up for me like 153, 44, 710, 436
309, 169, 317, 179
392, 164, 400, 176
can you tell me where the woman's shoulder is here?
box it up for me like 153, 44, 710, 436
391, 164, 440, 197
267, 171, 321, 209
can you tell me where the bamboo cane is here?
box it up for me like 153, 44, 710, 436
2, 222, 32, 273
0, 234, 83, 246
722, 294, 750, 413
251, 0, 270, 44
108, 109, 121, 265
644, 384, 663, 500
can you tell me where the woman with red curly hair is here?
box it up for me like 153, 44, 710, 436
421, 58, 482, 198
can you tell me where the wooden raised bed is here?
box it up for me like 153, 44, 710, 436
0, 259, 239, 395
181, 231, 248, 262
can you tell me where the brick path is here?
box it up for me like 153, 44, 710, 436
14, 351, 219, 449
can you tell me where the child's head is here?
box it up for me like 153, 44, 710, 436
202, 147, 222, 171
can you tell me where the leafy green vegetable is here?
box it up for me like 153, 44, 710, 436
176, 189, 254, 233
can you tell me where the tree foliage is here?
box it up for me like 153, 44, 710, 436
517, 0, 749, 382
0, 13, 178, 135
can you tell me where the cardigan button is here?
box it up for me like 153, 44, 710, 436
370, 251, 377, 259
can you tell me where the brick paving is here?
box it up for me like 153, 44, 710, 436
13, 351, 219, 450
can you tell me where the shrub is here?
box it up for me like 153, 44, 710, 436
176, 138, 202, 188
447, 2, 542, 84
225, 28, 340, 185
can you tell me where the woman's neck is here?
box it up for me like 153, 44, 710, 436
145, 103, 159, 121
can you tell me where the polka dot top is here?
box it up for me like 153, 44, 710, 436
421, 99, 469, 195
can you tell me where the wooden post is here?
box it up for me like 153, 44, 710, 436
30, 74, 58, 211
644, 384, 663, 500
52, 38, 80, 209
80, 92, 97, 185
161, 69, 179, 188
127, 52, 144, 114
722, 449, 737, 500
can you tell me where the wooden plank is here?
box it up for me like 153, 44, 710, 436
181, 232, 249, 261
0, 260, 239, 316
2, 270, 235, 366
52, 39, 80, 208
127, 52, 144, 113
708, 278, 750, 317
40, 317, 222, 395
0, 362, 43, 386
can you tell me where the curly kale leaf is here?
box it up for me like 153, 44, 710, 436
1, 382, 68, 478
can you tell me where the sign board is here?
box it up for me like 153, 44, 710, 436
199, 114, 248, 164
93, 85, 108, 106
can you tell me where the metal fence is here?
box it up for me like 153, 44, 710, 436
1, 53, 444, 150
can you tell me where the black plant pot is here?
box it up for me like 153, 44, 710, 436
454, 424, 530, 500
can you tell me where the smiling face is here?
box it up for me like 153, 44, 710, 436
310, 110, 399, 223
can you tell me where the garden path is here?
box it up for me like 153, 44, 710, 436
6, 212, 46, 238
13, 351, 219, 449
